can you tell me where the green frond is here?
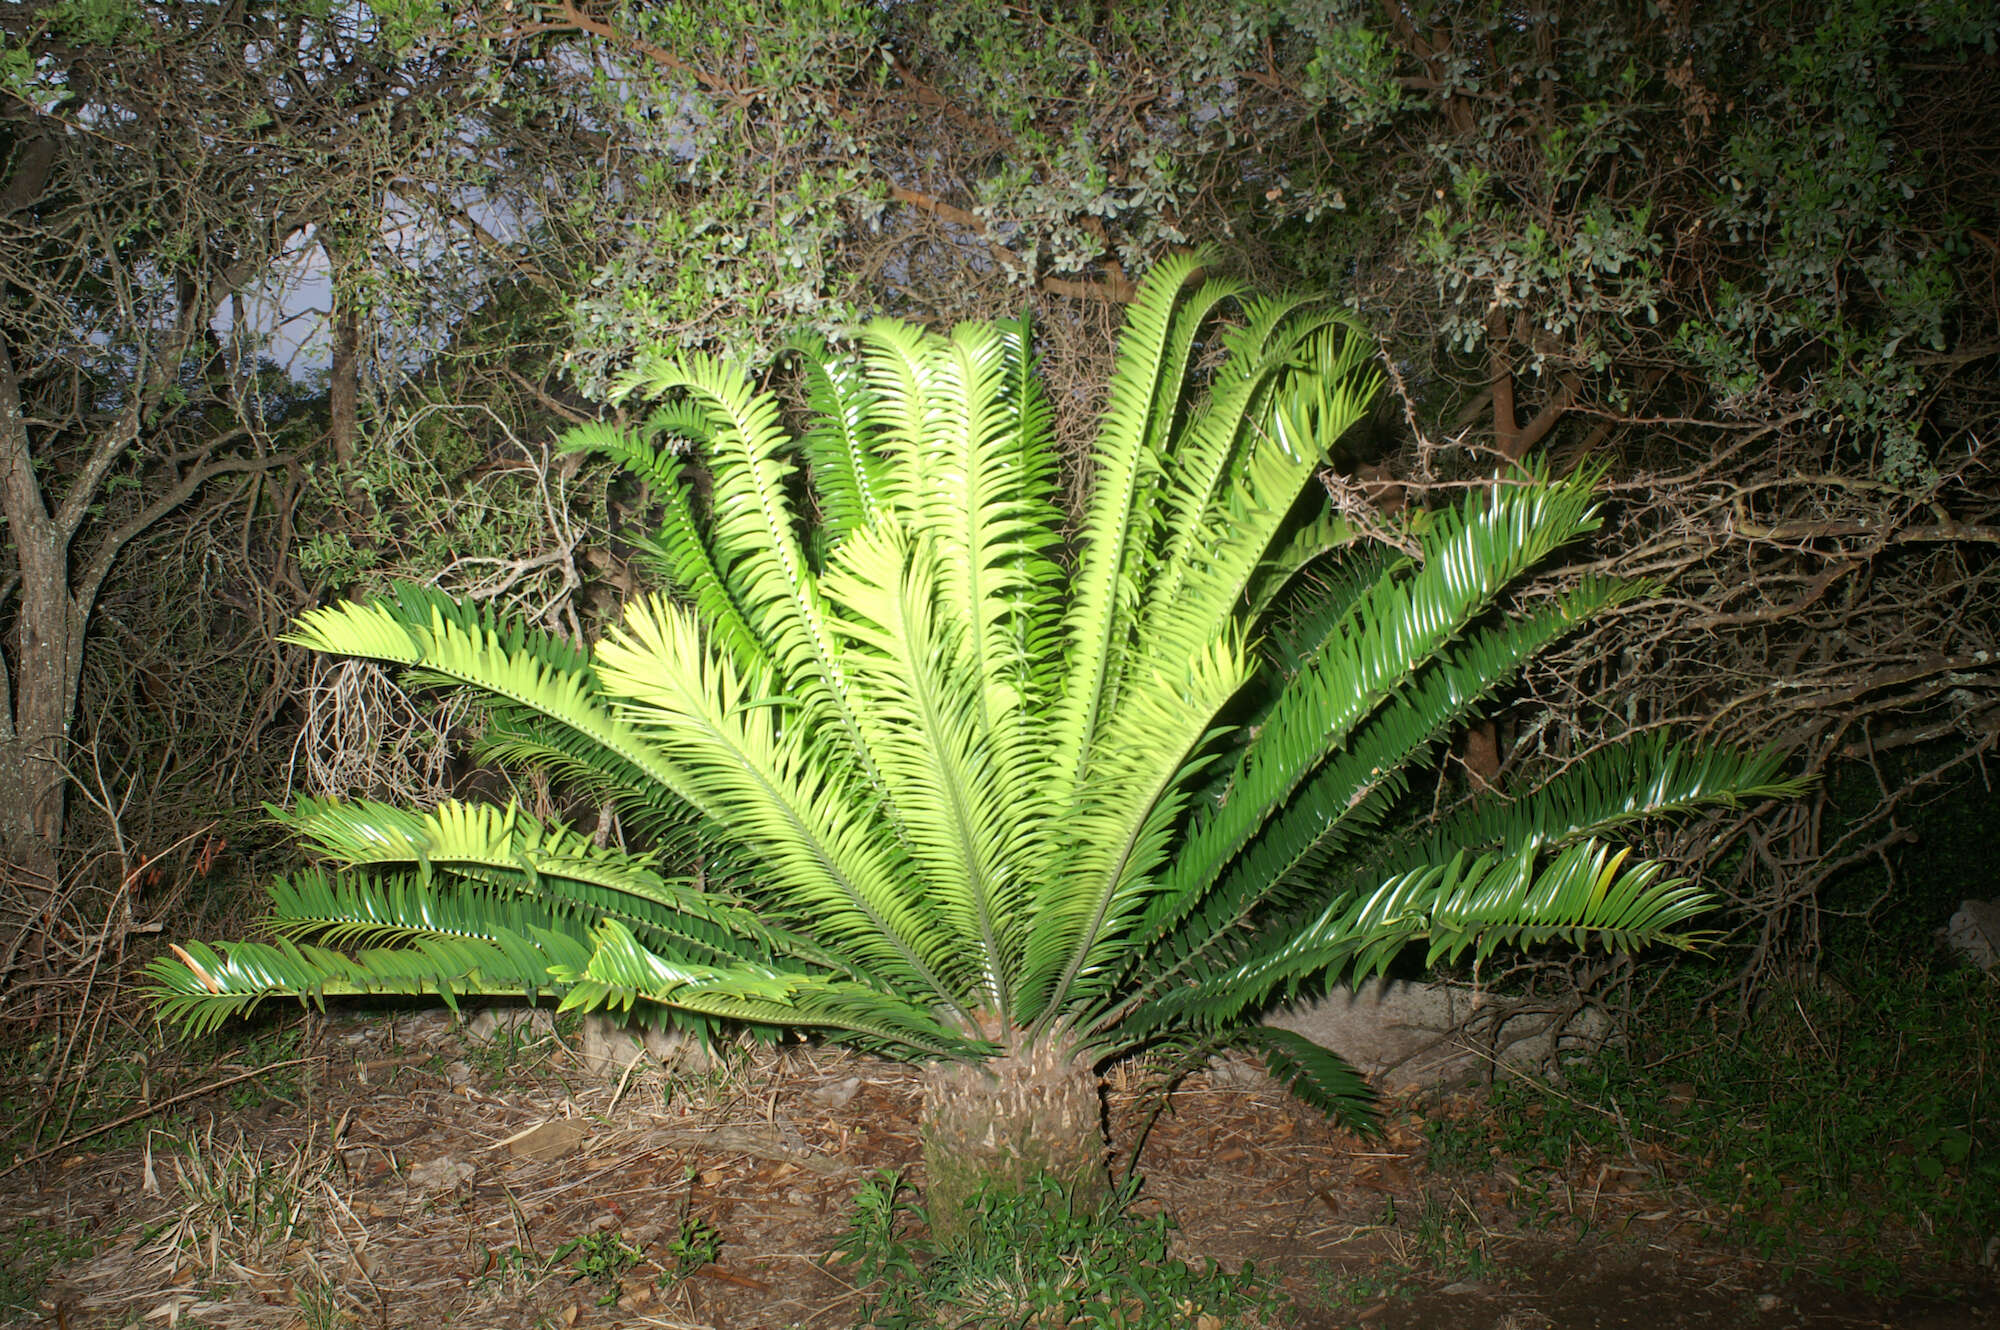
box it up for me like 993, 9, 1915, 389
1023, 627, 1253, 1028
560, 418, 767, 670
1103, 579, 1636, 1026
471, 710, 712, 856
147, 927, 593, 1039
1232, 1026, 1377, 1134
822, 521, 1030, 1017
270, 798, 821, 970
790, 335, 889, 544
868, 319, 1046, 741
1133, 313, 1379, 683
1050, 251, 1240, 797
1132, 472, 1606, 985
595, 594, 973, 1018
1128, 838, 1708, 1037
612, 353, 832, 679
285, 587, 701, 812
1392, 735, 1809, 872
560, 919, 975, 1059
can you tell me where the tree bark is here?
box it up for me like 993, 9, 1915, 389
918, 1033, 1107, 1240
0, 348, 78, 970
0, 561, 76, 971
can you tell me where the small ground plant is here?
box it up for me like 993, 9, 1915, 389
830, 1170, 1272, 1328
1435, 956, 1997, 1289
0, 1218, 94, 1318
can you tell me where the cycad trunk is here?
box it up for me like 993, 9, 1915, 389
918, 1034, 1107, 1238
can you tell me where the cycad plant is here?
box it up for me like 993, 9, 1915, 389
151, 254, 1797, 1220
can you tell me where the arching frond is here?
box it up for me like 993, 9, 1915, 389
790, 335, 889, 545
1049, 252, 1241, 799
594, 594, 973, 1018
560, 418, 766, 671
1122, 838, 1709, 1040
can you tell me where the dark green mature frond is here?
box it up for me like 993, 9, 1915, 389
560, 418, 767, 670
1137, 471, 1605, 985
1131, 838, 1707, 1036
1233, 1025, 1377, 1133
1241, 509, 1374, 634
1392, 735, 1808, 872
563, 920, 974, 1058
471, 710, 709, 853
149, 927, 594, 1039
1102, 579, 1637, 1028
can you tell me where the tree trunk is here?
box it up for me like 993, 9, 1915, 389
918, 1034, 1107, 1240
0, 551, 79, 976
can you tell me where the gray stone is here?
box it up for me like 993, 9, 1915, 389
1943, 898, 2000, 972
578, 1011, 709, 1078
1263, 977, 1612, 1091
464, 1006, 555, 1042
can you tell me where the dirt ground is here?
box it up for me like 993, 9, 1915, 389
3, 1008, 1993, 1329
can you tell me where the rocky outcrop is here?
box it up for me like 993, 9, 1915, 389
1943, 898, 2000, 972
1263, 978, 1612, 1092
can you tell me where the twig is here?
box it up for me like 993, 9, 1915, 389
0, 1057, 315, 1180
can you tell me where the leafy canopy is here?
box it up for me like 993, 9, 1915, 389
150, 254, 1800, 1119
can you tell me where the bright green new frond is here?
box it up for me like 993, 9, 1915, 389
792, 335, 889, 545
595, 594, 970, 1016
1024, 626, 1253, 1027
822, 521, 1030, 1017
561, 418, 767, 670
1051, 252, 1236, 797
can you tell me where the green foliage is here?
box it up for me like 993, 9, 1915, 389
151, 259, 1796, 1128
1445, 958, 1999, 1289
553, 1230, 646, 1304
662, 1213, 723, 1284
0, 1218, 94, 1318
1316, 0, 1998, 485
831, 1171, 1272, 1329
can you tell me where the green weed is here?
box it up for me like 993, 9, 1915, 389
553, 1230, 645, 1305
0, 1217, 94, 1318
831, 1170, 1272, 1329
1459, 957, 1997, 1289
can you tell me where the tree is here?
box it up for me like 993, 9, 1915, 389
0, 1, 565, 973
149, 256, 1797, 1218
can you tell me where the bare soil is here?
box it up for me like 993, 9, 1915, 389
3, 1008, 1992, 1329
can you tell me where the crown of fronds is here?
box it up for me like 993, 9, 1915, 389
151, 253, 1801, 1125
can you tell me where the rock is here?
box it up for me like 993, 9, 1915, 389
1942, 898, 2000, 972
465, 1006, 556, 1042
578, 1011, 710, 1078
498, 1118, 589, 1162
809, 1075, 864, 1108
404, 1155, 474, 1194
1262, 977, 1611, 1092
